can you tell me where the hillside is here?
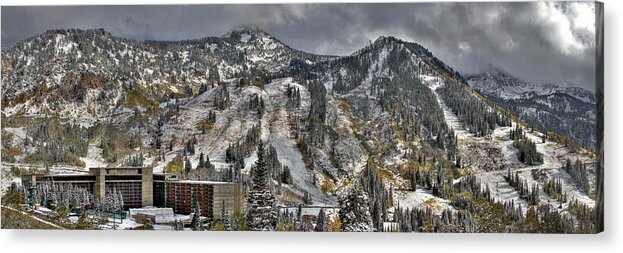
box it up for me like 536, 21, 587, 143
1, 27, 597, 232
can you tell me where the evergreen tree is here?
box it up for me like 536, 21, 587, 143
191, 202, 202, 231
198, 152, 206, 169
199, 82, 208, 94
246, 142, 277, 231
316, 208, 327, 232
513, 137, 543, 165
296, 204, 303, 222
523, 206, 541, 233
184, 156, 192, 176
540, 205, 563, 233
338, 185, 374, 232
75, 212, 96, 230
563, 159, 590, 194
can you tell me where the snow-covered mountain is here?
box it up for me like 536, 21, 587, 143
1, 27, 332, 120
467, 65, 596, 148
467, 65, 594, 103
1, 27, 597, 232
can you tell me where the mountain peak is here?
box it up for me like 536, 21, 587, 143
223, 26, 271, 38
468, 64, 595, 104
371, 36, 408, 49
374, 35, 397, 43
220, 26, 282, 47
474, 64, 527, 87
483, 64, 513, 77
42, 28, 111, 37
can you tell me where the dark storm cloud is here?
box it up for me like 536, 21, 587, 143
1, 2, 597, 90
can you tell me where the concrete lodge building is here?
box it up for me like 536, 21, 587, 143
22, 167, 240, 220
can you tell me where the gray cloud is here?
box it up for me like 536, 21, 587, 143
1, 2, 597, 90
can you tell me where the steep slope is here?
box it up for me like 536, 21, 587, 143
322, 37, 596, 227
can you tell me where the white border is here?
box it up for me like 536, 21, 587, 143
1, 1, 621, 253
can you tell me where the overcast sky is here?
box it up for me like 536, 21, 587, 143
1, 2, 598, 90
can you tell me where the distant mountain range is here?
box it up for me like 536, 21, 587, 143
467, 65, 596, 148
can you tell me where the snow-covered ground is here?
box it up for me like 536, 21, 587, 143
2, 205, 65, 229
80, 144, 107, 168
394, 189, 454, 215
420, 73, 595, 217
280, 206, 340, 217
3, 127, 27, 140
156, 81, 264, 173
263, 79, 337, 205
428, 76, 472, 139
1, 164, 21, 194
156, 78, 337, 206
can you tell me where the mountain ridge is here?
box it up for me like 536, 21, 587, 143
2, 27, 593, 151
466, 65, 595, 103
467, 65, 596, 148
1, 27, 335, 117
